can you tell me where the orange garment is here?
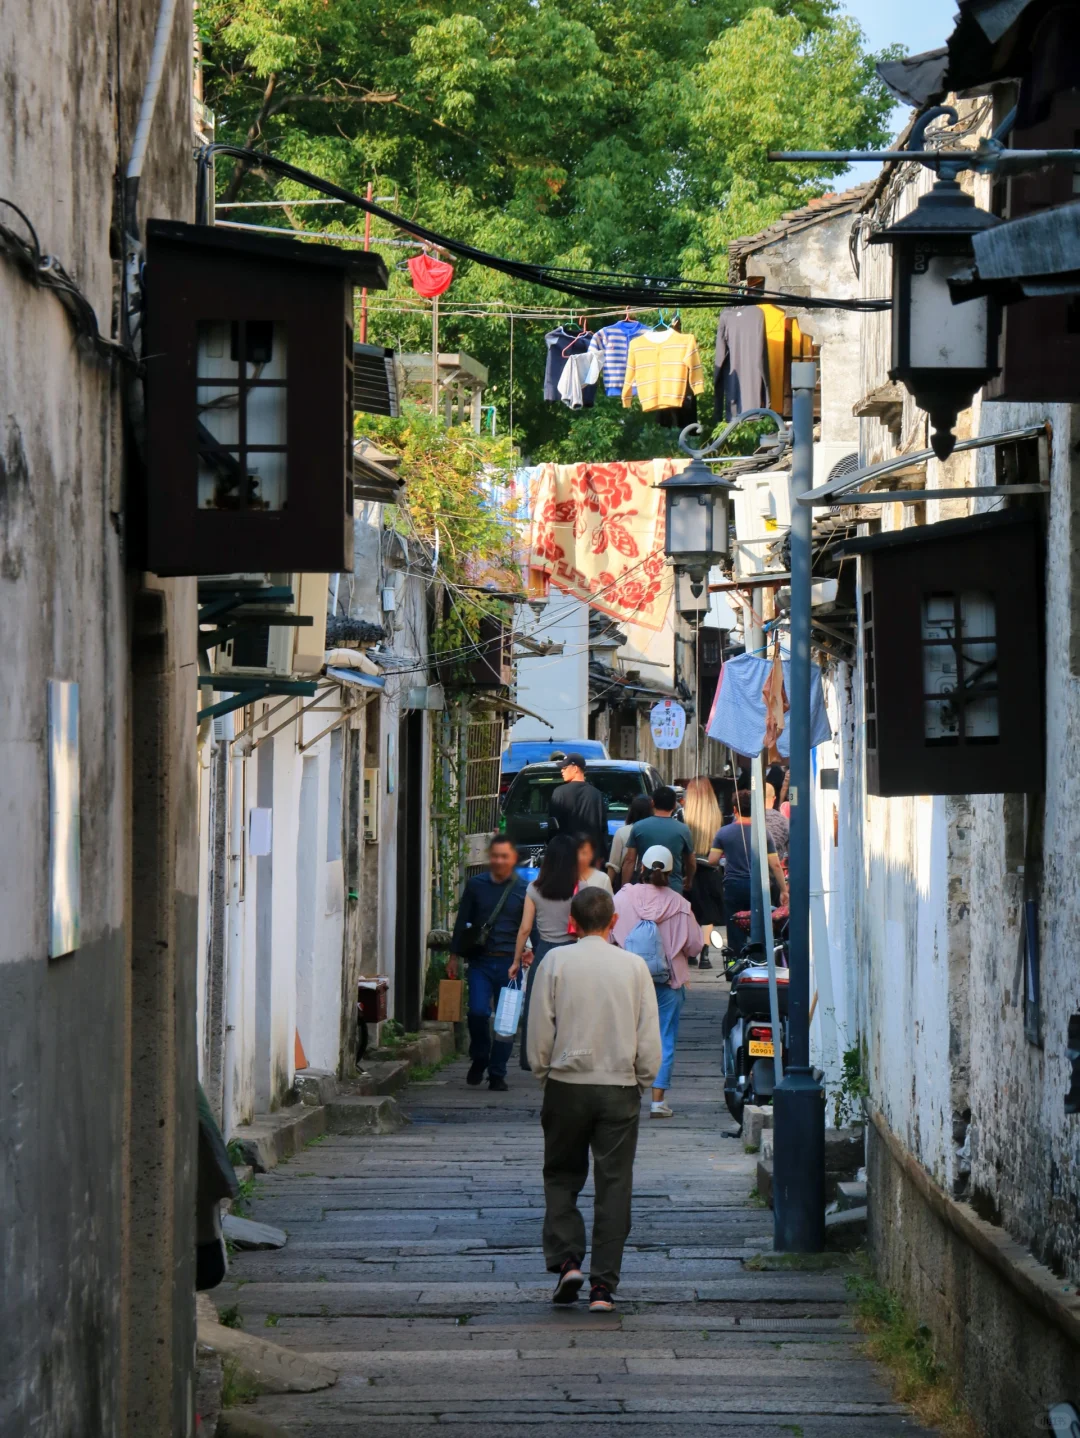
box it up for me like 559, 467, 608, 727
760, 304, 787, 414
622, 331, 705, 412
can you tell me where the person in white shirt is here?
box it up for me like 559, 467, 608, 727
528, 887, 661, 1313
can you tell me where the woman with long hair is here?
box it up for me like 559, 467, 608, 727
612, 845, 703, 1118
683, 777, 724, 967
606, 792, 654, 890
511, 833, 580, 1072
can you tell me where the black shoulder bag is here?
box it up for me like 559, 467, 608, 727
459, 880, 516, 960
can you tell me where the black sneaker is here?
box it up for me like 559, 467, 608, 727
552, 1259, 586, 1305
466, 1062, 486, 1086
552, 1258, 584, 1305
588, 1282, 615, 1312
488, 1075, 509, 1092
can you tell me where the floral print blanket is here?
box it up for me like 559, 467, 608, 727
528, 460, 683, 632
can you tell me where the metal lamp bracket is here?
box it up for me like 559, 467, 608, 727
677, 407, 791, 464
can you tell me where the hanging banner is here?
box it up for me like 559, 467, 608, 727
528, 460, 681, 631
650, 699, 686, 751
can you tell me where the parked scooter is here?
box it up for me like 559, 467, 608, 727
721, 938, 789, 1126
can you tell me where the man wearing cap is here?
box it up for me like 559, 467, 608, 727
548, 753, 609, 863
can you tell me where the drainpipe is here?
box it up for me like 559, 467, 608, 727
221, 724, 246, 1135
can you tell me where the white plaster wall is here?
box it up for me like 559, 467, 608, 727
511, 593, 589, 739
965, 402, 1080, 1278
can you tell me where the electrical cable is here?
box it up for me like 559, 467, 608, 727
198, 144, 890, 313
0, 201, 132, 363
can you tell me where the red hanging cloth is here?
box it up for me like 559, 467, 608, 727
408, 253, 454, 299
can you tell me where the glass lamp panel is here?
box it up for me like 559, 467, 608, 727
196, 320, 237, 378
909, 253, 989, 369
241, 321, 287, 380
196, 386, 240, 446
245, 451, 287, 511
246, 385, 287, 446
666, 491, 707, 561
198, 455, 244, 510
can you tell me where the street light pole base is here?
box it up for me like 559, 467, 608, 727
772, 1066, 826, 1252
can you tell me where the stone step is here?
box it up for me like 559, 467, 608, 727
229, 1105, 327, 1173
324, 1094, 407, 1136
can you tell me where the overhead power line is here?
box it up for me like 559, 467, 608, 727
197, 145, 889, 313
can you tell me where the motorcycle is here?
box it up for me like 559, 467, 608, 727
720, 931, 789, 1127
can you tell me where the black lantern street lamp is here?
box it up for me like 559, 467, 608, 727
658, 453, 741, 596
868, 116, 1002, 461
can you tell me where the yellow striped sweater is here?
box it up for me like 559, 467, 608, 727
621, 331, 705, 411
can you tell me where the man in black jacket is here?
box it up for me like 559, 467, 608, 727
448, 837, 527, 1091
549, 754, 608, 862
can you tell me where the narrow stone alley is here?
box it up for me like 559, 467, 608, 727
215, 978, 932, 1436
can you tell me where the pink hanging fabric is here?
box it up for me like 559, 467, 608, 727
408, 253, 454, 299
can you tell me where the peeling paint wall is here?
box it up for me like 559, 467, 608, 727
0, 0, 199, 1431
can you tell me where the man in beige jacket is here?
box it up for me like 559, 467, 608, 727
527, 886, 662, 1312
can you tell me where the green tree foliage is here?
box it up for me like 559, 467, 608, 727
200, 1, 893, 456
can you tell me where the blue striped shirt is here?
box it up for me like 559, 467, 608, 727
589, 320, 647, 396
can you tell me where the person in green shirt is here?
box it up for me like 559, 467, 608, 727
621, 786, 696, 896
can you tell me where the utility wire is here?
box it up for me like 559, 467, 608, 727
198, 144, 889, 314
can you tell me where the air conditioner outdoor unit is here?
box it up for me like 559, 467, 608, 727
212, 570, 314, 679
362, 768, 379, 842
215, 620, 297, 678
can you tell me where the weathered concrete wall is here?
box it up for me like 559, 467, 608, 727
841, 97, 1080, 1432
0, 0, 198, 1431
965, 403, 1080, 1281
869, 1116, 1080, 1435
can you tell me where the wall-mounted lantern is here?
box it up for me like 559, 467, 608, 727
838, 509, 1042, 796
868, 177, 1002, 460
658, 456, 739, 593
143, 220, 388, 576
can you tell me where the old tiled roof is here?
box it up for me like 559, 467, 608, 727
728, 184, 874, 281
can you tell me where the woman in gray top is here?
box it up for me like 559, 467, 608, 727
511, 834, 579, 1073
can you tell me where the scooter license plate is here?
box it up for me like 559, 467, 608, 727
748, 1040, 774, 1057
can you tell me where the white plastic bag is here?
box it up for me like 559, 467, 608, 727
494, 977, 524, 1039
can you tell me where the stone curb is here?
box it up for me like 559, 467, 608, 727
197, 1295, 337, 1394
229, 1105, 327, 1174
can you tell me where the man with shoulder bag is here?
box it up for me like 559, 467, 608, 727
448, 836, 527, 1092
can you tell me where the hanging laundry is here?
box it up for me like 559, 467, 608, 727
529, 459, 684, 632
706, 652, 831, 757
654, 389, 698, 430
621, 330, 704, 413
407, 253, 454, 299
588, 319, 648, 397
760, 304, 787, 414
557, 348, 603, 409
713, 307, 769, 422
544, 328, 598, 407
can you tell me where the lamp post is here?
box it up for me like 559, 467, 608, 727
672, 411, 788, 951
771, 361, 825, 1252
674, 391, 823, 1250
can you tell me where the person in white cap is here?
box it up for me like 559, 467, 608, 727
611, 845, 704, 1118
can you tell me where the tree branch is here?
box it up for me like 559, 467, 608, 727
221, 73, 279, 203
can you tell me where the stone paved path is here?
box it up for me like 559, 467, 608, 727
216, 974, 933, 1436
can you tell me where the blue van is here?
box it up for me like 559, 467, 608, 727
498, 738, 609, 800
